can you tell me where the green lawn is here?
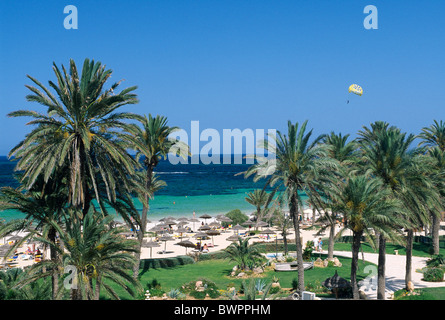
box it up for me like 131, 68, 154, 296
333, 241, 445, 258
102, 254, 376, 300
394, 287, 445, 300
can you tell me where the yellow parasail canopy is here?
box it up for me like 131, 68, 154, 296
348, 84, 363, 96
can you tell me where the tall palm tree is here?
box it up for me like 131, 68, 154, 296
244, 120, 337, 295
319, 132, 358, 259
127, 114, 189, 278
7, 58, 140, 217
327, 174, 402, 299
358, 122, 439, 296
419, 120, 445, 255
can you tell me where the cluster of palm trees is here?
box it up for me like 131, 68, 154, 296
0, 58, 443, 301
245, 120, 445, 299
0, 58, 187, 299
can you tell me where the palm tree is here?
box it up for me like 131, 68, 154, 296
269, 205, 293, 256
244, 120, 337, 295
419, 120, 445, 255
319, 132, 358, 259
0, 268, 53, 300
127, 114, 189, 278
7, 58, 140, 217
0, 171, 69, 300
419, 120, 445, 151
19, 209, 141, 300
224, 237, 263, 270
327, 174, 402, 299
358, 122, 439, 296
245, 189, 268, 222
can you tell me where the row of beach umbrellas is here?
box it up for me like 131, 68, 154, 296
121, 214, 277, 257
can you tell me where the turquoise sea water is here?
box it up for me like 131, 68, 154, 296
0, 156, 305, 222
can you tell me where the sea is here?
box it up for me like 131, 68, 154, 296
0, 155, 305, 222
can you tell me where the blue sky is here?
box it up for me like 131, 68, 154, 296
0, 0, 444, 155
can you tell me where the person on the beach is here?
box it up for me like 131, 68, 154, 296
318, 238, 323, 252
202, 243, 209, 253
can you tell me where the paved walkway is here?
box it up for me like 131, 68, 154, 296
332, 250, 445, 299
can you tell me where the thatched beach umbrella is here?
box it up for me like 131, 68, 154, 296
177, 221, 189, 227
160, 217, 176, 222
206, 229, 220, 246
260, 228, 277, 257
199, 214, 212, 223
175, 227, 189, 240
198, 224, 211, 231
231, 224, 245, 235
188, 218, 200, 231
217, 216, 232, 222
165, 220, 177, 226
322, 270, 351, 299
142, 240, 161, 258
256, 221, 269, 228
242, 220, 255, 227
193, 232, 210, 247
226, 234, 241, 242
158, 235, 174, 253
209, 222, 221, 228
175, 240, 196, 254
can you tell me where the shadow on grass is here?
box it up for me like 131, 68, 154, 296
139, 256, 195, 277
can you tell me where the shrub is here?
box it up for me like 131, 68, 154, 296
291, 278, 299, 291
167, 288, 186, 300
303, 241, 314, 260
180, 278, 221, 300
140, 255, 195, 270
423, 268, 444, 282
190, 290, 207, 299
146, 279, 165, 297
269, 286, 280, 294
222, 209, 248, 227
426, 254, 445, 268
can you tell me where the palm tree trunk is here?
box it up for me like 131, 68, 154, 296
290, 193, 304, 296
94, 276, 101, 300
377, 235, 386, 300
351, 230, 362, 299
48, 227, 59, 300
133, 165, 153, 279
283, 230, 288, 255
405, 229, 414, 288
328, 222, 335, 260
432, 212, 440, 255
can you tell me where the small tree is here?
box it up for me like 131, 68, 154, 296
223, 209, 249, 227
224, 237, 263, 271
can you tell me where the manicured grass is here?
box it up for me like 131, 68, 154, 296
394, 287, 445, 300
101, 254, 376, 300
333, 241, 445, 258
